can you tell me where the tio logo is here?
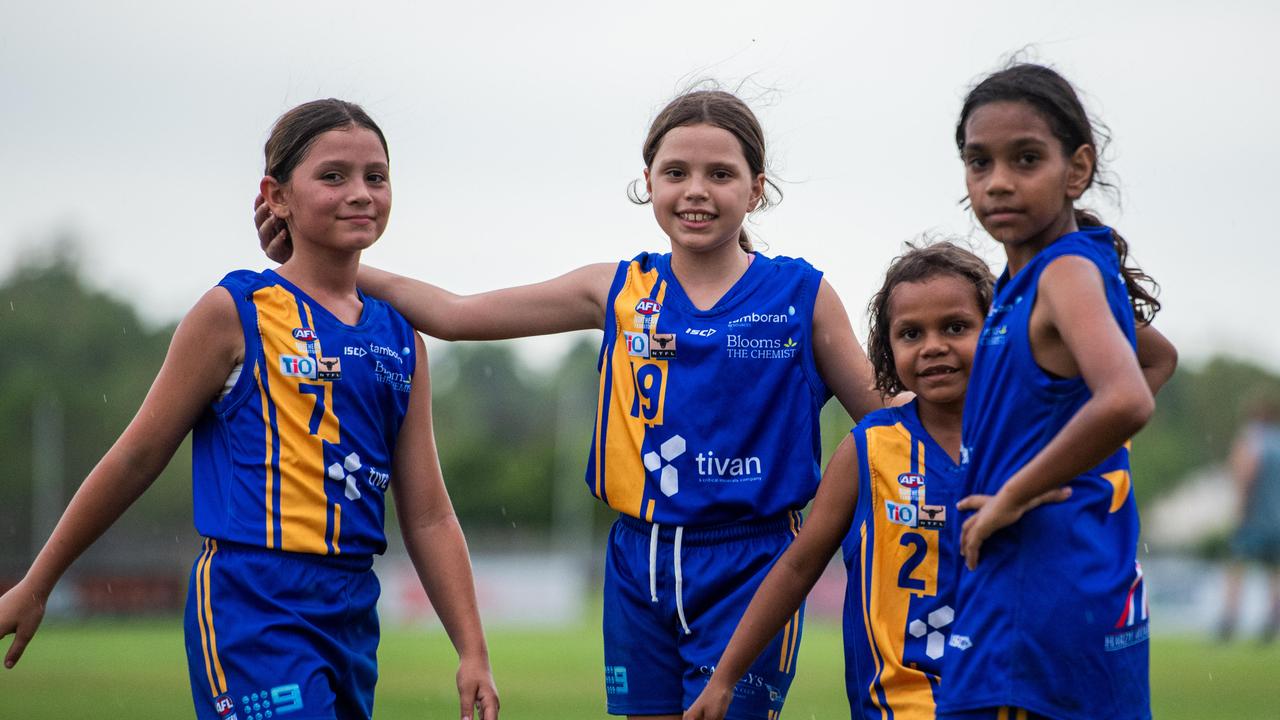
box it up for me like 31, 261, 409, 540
885, 500, 918, 528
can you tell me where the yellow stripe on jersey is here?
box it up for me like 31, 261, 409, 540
597, 263, 668, 517
255, 364, 276, 549
856, 521, 891, 719
332, 503, 342, 555
253, 286, 341, 554
1103, 469, 1131, 514
864, 423, 938, 715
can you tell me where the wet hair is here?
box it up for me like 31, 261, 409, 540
628, 88, 780, 252
264, 99, 388, 184
867, 241, 995, 397
956, 63, 1161, 324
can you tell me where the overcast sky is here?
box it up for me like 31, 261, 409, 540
3, 1, 1277, 371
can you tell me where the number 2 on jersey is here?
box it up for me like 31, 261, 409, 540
898, 532, 928, 592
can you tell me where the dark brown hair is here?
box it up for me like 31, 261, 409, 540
628, 89, 780, 252
867, 241, 995, 397
264, 99, 388, 184
956, 63, 1161, 324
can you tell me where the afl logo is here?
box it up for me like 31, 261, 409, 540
292, 328, 318, 342
897, 473, 925, 488
634, 299, 662, 316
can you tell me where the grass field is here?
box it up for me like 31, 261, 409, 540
1, 615, 1278, 718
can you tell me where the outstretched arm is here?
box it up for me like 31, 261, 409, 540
0, 289, 242, 668
256, 193, 611, 340
684, 436, 858, 720
357, 263, 614, 341
811, 280, 886, 422
959, 256, 1154, 569
392, 333, 498, 720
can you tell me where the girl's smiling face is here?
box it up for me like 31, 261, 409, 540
887, 274, 985, 408
961, 100, 1093, 265
270, 126, 391, 255
644, 123, 764, 259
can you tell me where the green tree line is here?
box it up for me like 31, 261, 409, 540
1, 248, 1274, 575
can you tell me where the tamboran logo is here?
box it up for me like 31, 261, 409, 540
634, 299, 662, 315
885, 500, 918, 528
624, 331, 650, 358
292, 328, 318, 342
370, 344, 402, 362
279, 355, 317, 379
728, 305, 795, 326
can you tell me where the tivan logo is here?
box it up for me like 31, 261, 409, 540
908, 605, 955, 660
634, 298, 662, 316
696, 451, 763, 480
643, 435, 686, 497
292, 328, 318, 342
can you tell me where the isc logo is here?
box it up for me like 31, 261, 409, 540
885, 500, 918, 528
634, 299, 662, 315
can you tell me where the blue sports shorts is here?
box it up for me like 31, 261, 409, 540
602, 511, 805, 719
184, 539, 380, 720
939, 709, 1053, 720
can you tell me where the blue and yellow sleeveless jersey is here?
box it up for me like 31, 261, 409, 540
939, 226, 1150, 720
840, 400, 963, 720
191, 270, 416, 558
587, 252, 830, 526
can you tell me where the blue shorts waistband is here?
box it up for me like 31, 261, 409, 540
200, 537, 375, 572
614, 510, 802, 545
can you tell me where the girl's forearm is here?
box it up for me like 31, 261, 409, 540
998, 386, 1153, 507
26, 442, 168, 593
403, 515, 490, 661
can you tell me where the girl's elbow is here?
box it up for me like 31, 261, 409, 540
1119, 390, 1155, 432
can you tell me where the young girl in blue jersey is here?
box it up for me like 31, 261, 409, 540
0, 99, 499, 720
936, 64, 1175, 720
683, 241, 1004, 720
257, 88, 884, 720
684, 231, 1175, 720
